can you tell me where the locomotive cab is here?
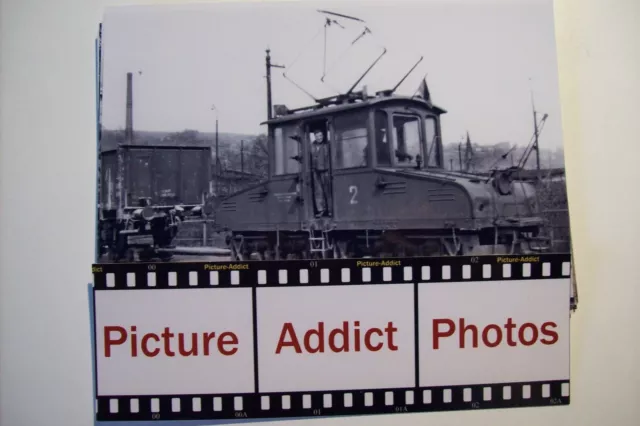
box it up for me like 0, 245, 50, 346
265, 94, 447, 219
217, 91, 548, 260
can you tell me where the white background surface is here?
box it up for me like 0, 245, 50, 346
1, 0, 640, 426
418, 279, 570, 387
257, 285, 415, 392
95, 288, 255, 395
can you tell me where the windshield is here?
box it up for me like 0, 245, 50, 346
333, 111, 369, 169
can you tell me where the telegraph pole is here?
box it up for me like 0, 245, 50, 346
533, 105, 541, 176
241, 139, 244, 173
216, 115, 219, 195
211, 105, 219, 197
266, 48, 284, 120
530, 83, 541, 178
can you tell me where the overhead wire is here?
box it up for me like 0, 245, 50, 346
278, 9, 432, 102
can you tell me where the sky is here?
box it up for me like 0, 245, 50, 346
99, 0, 566, 149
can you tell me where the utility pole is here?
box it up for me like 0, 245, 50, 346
464, 131, 473, 172
531, 88, 541, 178
266, 48, 284, 120
533, 108, 540, 174
211, 105, 220, 197
241, 139, 244, 173
216, 115, 219, 195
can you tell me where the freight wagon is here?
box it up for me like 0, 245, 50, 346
97, 143, 212, 262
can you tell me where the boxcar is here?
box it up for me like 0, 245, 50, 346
97, 143, 211, 262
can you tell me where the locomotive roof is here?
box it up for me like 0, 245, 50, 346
261, 95, 447, 126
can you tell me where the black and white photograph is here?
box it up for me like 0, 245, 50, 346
95, 0, 573, 264
88, 1, 579, 422
8, 0, 640, 424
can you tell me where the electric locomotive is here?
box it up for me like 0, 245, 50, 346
215, 86, 549, 260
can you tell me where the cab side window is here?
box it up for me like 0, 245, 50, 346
333, 112, 368, 169
273, 124, 301, 175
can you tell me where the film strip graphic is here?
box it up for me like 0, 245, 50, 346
96, 381, 570, 421
92, 253, 572, 289
92, 253, 572, 422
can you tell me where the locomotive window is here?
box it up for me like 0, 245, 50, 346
375, 110, 391, 166
273, 125, 301, 175
424, 116, 439, 167
392, 114, 422, 166
333, 113, 368, 169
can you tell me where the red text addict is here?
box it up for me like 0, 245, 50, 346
275, 321, 399, 354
